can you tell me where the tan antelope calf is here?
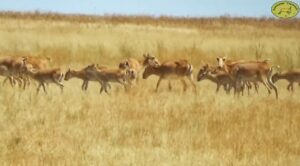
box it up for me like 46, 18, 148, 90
196, 64, 256, 95
119, 53, 160, 70
142, 58, 197, 93
197, 64, 233, 94
118, 53, 160, 86
85, 64, 136, 94
25, 67, 64, 94
216, 57, 278, 99
272, 69, 300, 92
64, 65, 111, 92
119, 58, 142, 85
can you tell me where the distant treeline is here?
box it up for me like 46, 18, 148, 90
0, 11, 299, 29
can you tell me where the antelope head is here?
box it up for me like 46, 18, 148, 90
216, 56, 227, 69
142, 53, 160, 67
197, 64, 210, 81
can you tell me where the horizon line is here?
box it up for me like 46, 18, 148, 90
0, 10, 284, 19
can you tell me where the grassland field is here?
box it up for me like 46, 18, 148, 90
0, 12, 300, 165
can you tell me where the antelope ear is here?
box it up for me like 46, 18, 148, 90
216, 57, 219, 61
125, 61, 129, 66
277, 65, 281, 71
223, 57, 227, 61
22, 57, 28, 63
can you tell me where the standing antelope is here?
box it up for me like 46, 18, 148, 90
25, 66, 64, 94
216, 57, 278, 99
142, 58, 197, 93
272, 70, 300, 92
85, 64, 136, 94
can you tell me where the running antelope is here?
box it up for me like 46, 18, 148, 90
142, 58, 197, 93
85, 64, 136, 94
216, 57, 278, 99
25, 67, 64, 94
272, 69, 300, 92
64, 65, 111, 92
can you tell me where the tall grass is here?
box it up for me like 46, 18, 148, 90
0, 12, 299, 165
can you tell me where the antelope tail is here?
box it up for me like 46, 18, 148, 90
267, 65, 279, 99
186, 64, 193, 76
59, 73, 64, 82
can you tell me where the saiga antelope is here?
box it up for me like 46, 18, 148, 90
197, 64, 233, 94
142, 58, 197, 93
25, 66, 64, 94
118, 53, 160, 86
119, 53, 160, 73
216, 57, 278, 99
64, 65, 111, 92
272, 69, 300, 92
85, 64, 136, 94
0, 56, 27, 87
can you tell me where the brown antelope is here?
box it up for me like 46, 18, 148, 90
197, 64, 257, 95
142, 58, 197, 93
0, 56, 27, 87
25, 66, 64, 94
216, 57, 278, 99
85, 64, 136, 94
197, 64, 233, 94
118, 53, 160, 85
0, 65, 18, 87
22, 56, 51, 70
119, 53, 160, 71
272, 70, 300, 92
64, 65, 111, 92
119, 58, 142, 85
20, 56, 51, 88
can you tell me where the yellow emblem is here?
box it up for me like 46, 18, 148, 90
271, 1, 299, 18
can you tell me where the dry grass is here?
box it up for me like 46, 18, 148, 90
0, 12, 300, 165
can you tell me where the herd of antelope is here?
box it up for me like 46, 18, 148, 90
0, 54, 299, 99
